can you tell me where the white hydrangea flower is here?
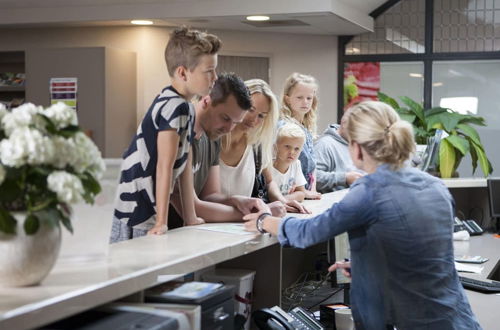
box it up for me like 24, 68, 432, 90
43, 102, 78, 129
0, 127, 54, 167
1, 103, 43, 136
47, 171, 84, 204
51, 136, 76, 169
0, 164, 5, 186
69, 132, 105, 178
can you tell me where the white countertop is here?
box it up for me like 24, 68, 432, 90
441, 177, 487, 188
0, 225, 277, 330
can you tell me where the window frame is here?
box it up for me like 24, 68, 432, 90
338, 0, 500, 121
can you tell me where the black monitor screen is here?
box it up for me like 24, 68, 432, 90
488, 178, 500, 217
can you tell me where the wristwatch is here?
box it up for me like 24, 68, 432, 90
256, 212, 271, 234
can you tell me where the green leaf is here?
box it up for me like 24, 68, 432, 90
425, 107, 448, 117
38, 114, 58, 134
79, 171, 102, 203
459, 115, 486, 126
445, 135, 470, 155
400, 96, 424, 123
60, 212, 73, 234
398, 113, 416, 124
58, 125, 80, 138
34, 208, 60, 228
24, 213, 40, 235
439, 139, 456, 178
0, 207, 17, 235
378, 92, 400, 109
469, 142, 479, 174
434, 112, 462, 132
0, 177, 24, 202
456, 124, 481, 145
470, 141, 493, 177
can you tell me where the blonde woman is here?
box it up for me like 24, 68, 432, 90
279, 73, 321, 199
245, 101, 480, 329
220, 79, 308, 214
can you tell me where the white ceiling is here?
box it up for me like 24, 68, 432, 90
0, 0, 388, 35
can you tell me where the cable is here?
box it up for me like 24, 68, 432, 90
305, 287, 343, 311
282, 271, 331, 311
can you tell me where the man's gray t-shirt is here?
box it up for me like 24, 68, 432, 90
192, 132, 221, 196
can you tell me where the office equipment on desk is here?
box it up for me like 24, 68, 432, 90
252, 305, 324, 330
200, 269, 256, 330
454, 217, 483, 235
459, 277, 500, 293
487, 178, 500, 233
41, 305, 189, 330
455, 255, 488, 264
145, 282, 234, 330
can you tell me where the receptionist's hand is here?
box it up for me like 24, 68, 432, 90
243, 211, 280, 235
328, 260, 352, 278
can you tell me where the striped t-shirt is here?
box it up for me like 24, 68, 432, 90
113, 86, 195, 228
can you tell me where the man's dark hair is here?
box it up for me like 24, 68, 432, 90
210, 72, 252, 110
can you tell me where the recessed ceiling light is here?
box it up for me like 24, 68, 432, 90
131, 20, 153, 25
409, 73, 423, 78
433, 82, 443, 87
246, 15, 270, 21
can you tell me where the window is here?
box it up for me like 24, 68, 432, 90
346, 0, 426, 55
434, 0, 500, 52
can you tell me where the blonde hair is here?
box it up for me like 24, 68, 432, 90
276, 122, 306, 144
345, 101, 415, 170
280, 72, 318, 136
165, 26, 222, 77
222, 79, 278, 172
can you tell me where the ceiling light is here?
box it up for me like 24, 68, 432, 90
433, 82, 443, 87
409, 73, 423, 78
131, 20, 153, 25
246, 15, 270, 21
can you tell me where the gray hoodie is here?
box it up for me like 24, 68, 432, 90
314, 124, 354, 193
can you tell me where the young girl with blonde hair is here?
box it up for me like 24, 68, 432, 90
279, 72, 321, 199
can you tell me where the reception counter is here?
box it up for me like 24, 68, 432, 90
0, 180, 498, 329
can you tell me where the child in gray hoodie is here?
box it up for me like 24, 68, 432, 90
314, 123, 364, 193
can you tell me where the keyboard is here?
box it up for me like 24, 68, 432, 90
459, 276, 500, 293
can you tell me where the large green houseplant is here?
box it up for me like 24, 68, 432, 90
378, 92, 493, 178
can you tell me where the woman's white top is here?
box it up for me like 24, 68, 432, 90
219, 145, 255, 197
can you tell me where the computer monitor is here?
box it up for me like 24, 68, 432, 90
487, 178, 500, 232
327, 233, 351, 288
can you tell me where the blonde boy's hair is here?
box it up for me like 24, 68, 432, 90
345, 101, 415, 170
280, 72, 319, 136
165, 26, 222, 77
276, 122, 306, 144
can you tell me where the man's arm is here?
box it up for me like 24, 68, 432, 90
199, 165, 266, 215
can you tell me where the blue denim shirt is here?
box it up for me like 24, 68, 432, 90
278, 164, 481, 330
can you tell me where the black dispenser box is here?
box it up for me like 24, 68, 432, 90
146, 282, 235, 330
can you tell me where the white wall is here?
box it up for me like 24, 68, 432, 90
0, 26, 338, 134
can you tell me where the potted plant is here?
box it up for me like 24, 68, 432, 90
378, 92, 493, 178
0, 102, 105, 286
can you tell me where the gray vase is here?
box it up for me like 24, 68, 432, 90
0, 212, 61, 287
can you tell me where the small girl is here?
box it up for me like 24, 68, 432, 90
279, 72, 321, 199
272, 122, 320, 202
